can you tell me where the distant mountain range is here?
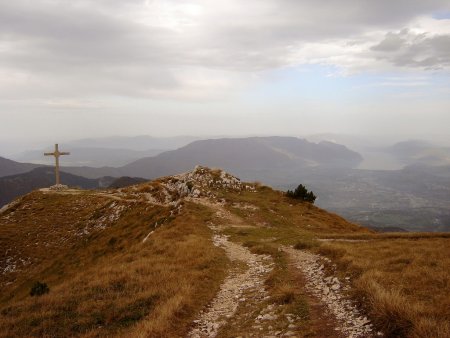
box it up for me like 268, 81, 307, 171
0, 135, 363, 209
309, 135, 450, 170
119, 137, 363, 179
386, 140, 450, 167
2, 136, 450, 232
8, 135, 202, 168
7, 136, 363, 179
0, 156, 41, 177
12, 147, 165, 168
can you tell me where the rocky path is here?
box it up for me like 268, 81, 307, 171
189, 200, 377, 337
188, 231, 273, 337
283, 246, 375, 338
189, 201, 310, 337
188, 200, 276, 337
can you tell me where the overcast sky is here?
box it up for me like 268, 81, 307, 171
1, 0, 450, 153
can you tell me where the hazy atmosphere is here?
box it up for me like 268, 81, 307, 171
2, 3, 450, 337
1, 0, 450, 154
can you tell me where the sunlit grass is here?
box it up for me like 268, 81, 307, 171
0, 195, 227, 337
1, 181, 449, 337
316, 237, 450, 338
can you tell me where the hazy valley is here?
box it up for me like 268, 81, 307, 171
2, 136, 450, 232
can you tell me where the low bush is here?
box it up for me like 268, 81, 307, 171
30, 282, 49, 297
286, 184, 316, 203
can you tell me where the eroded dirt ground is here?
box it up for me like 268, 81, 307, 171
189, 201, 374, 338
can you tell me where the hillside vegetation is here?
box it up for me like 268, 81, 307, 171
1, 191, 226, 337
0, 166, 449, 337
316, 235, 450, 337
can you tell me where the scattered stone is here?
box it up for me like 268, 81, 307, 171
261, 314, 277, 321
283, 246, 373, 338
324, 276, 333, 284
48, 184, 68, 191
331, 283, 340, 291
188, 214, 273, 338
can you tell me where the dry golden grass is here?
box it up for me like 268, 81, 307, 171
219, 184, 450, 338
0, 191, 120, 296
316, 237, 450, 338
1, 178, 449, 338
0, 194, 227, 337
220, 186, 371, 237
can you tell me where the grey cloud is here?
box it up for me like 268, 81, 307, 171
0, 1, 186, 98
371, 30, 450, 69
371, 31, 408, 52
1, 0, 450, 100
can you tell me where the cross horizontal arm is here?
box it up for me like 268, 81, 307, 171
44, 151, 70, 156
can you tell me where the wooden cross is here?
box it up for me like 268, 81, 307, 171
44, 144, 70, 185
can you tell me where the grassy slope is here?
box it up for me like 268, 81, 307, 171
215, 187, 450, 338
0, 192, 227, 337
317, 237, 450, 338
214, 187, 369, 337
1, 179, 449, 337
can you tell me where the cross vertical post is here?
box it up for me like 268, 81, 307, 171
44, 144, 70, 186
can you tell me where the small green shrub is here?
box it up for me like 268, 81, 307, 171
30, 281, 49, 296
286, 184, 316, 203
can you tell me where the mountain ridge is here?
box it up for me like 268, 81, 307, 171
0, 156, 41, 177
120, 136, 363, 179
0, 166, 448, 337
1, 137, 363, 180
